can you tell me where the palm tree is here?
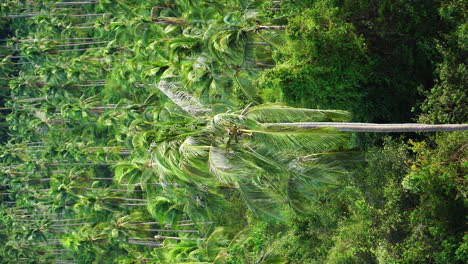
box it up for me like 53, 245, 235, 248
263, 121, 468, 132
139, 85, 468, 220
120, 93, 353, 221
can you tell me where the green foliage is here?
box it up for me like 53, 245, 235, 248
0, 0, 466, 263
259, 0, 457, 123
418, 1, 467, 123
397, 132, 467, 264
260, 134, 466, 264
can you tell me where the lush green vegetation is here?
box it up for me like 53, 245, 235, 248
0, 0, 466, 263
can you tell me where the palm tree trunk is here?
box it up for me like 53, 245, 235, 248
256, 25, 286, 30
50, 162, 115, 166
16, 96, 47, 103
164, 222, 212, 228
54, 1, 98, 5
2, 37, 101, 42
263, 122, 468, 132
75, 84, 106, 87
251, 42, 269, 46
68, 13, 111, 17
55, 41, 109, 47
146, 229, 198, 233
58, 47, 102, 52
18, 218, 85, 222
127, 240, 161, 247
51, 223, 91, 227
131, 220, 192, 225
53, 8, 83, 11
82, 188, 142, 192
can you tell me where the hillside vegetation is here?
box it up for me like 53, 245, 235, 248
0, 0, 466, 263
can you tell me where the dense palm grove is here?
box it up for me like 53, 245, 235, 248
0, 0, 466, 263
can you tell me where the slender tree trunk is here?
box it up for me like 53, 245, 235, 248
2, 14, 39, 19
54, 1, 98, 5
82, 188, 142, 192
68, 13, 111, 17
131, 220, 191, 225
120, 183, 165, 187
127, 240, 161, 247
164, 222, 212, 228
263, 122, 468, 132
75, 84, 106, 87
146, 229, 198, 233
154, 235, 203, 240
1, 37, 101, 42
50, 162, 115, 166
16, 96, 47, 103
118, 198, 148, 202
18, 218, 85, 222
256, 25, 286, 30
58, 47, 101, 52
16, 213, 66, 217
55, 41, 109, 47
51, 223, 91, 227
251, 42, 269, 46
53, 8, 84, 11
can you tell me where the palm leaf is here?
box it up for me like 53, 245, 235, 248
245, 126, 350, 155
233, 71, 259, 103
158, 80, 211, 116
208, 146, 244, 185
204, 227, 227, 259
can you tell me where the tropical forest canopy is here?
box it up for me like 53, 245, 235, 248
0, 0, 466, 263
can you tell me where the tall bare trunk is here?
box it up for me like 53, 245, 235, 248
16, 96, 47, 103
154, 235, 203, 240
256, 25, 286, 30
54, 1, 98, 5
146, 229, 198, 233
58, 47, 101, 52
127, 240, 161, 247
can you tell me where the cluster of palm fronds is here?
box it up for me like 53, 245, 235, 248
0, 1, 358, 263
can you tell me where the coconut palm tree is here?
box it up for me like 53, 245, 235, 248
139, 84, 468, 220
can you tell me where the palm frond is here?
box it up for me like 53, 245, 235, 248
179, 137, 210, 158
245, 126, 350, 154
243, 103, 352, 122
238, 183, 287, 223
210, 113, 262, 134
204, 227, 228, 259
158, 80, 211, 116
151, 140, 211, 185
208, 146, 242, 185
